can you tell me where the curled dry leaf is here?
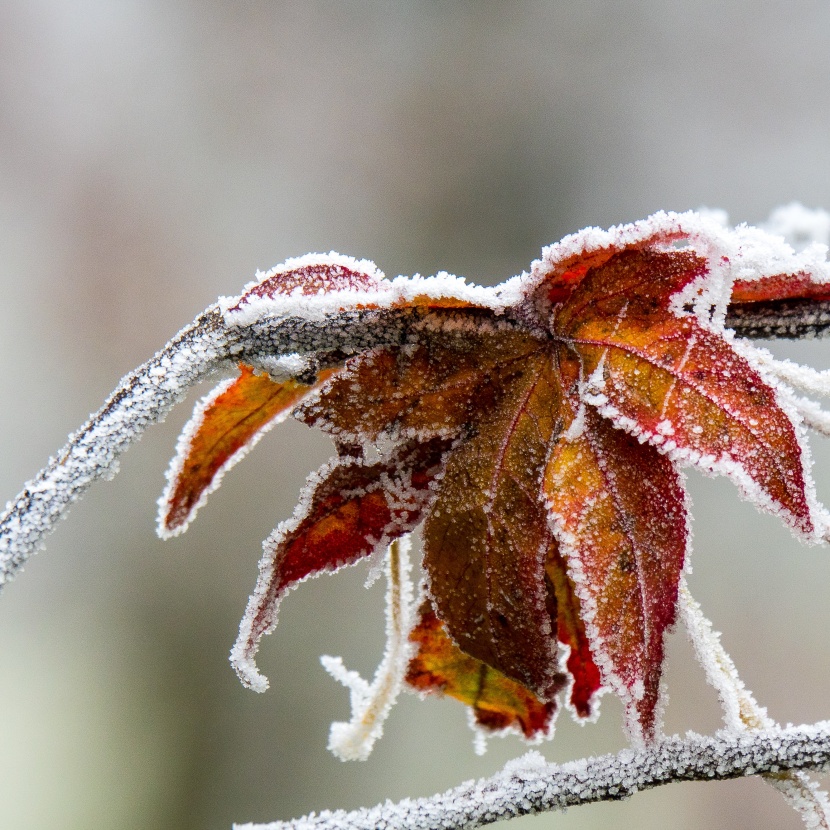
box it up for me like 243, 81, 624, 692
159, 213, 830, 752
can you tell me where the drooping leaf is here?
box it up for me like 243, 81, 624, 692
423, 350, 563, 700
545, 545, 603, 719
405, 601, 561, 739
231, 436, 451, 690
163, 257, 394, 536
160, 364, 335, 536
545, 402, 688, 742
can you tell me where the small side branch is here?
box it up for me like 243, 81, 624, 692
680, 581, 830, 827
236, 724, 830, 830
725, 298, 830, 339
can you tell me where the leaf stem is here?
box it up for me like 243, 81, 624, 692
679, 580, 830, 828
320, 536, 415, 762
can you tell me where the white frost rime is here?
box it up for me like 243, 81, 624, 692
321, 536, 415, 761
234, 725, 830, 830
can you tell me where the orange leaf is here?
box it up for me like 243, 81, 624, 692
160, 364, 334, 535
545, 403, 687, 741
406, 601, 561, 739
553, 247, 812, 533
423, 349, 563, 699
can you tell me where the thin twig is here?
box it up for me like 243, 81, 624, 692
680, 581, 830, 828
726, 298, 830, 339
234, 724, 830, 830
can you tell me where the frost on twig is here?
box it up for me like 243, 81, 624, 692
234, 724, 830, 830
0, 305, 427, 586
320, 536, 415, 762
680, 581, 830, 829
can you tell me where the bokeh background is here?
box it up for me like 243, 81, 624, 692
2, 2, 830, 829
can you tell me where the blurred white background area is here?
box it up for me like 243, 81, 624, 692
3, 2, 830, 828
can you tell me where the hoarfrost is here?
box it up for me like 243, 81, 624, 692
321, 537, 414, 762
5, 210, 830, 826
233, 724, 830, 830
764, 203, 830, 252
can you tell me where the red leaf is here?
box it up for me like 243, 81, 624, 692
731, 271, 830, 304
229, 257, 385, 312
545, 402, 687, 741
159, 214, 829, 751
232, 437, 451, 689
546, 545, 603, 719
535, 227, 692, 306
565, 314, 812, 533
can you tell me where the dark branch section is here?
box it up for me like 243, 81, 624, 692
727, 299, 830, 339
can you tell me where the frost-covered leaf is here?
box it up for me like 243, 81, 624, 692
731, 272, 830, 304
147, 211, 830, 758
299, 321, 543, 444
228, 253, 387, 312
406, 601, 561, 740
554, 248, 814, 536
159, 364, 334, 536
545, 402, 687, 742
533, 224, 691, 307
423, 350, 562, 700
231, 436, 451, 691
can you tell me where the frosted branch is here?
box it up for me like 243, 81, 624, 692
725, 298, 830, 340
0, 306, 423, 586
0, 286, 827, 581
235, 724, 830, 830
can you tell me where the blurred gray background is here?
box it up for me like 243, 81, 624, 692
2, 2, 830, 828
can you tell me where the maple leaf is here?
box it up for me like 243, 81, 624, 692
160, 214, 830, 751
